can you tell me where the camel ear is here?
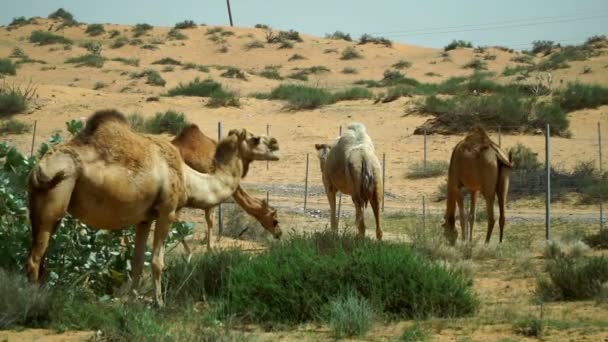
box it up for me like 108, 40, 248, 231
314, 144, 323, 150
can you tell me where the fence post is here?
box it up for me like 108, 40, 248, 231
382, 153, 386, 212
545, 124, 551, 241
422, 195, 426, 235
498, 125, 502, 147
266, 191, 269, 206
30, 120, 37, 157
337, 126, 342, 227
599, 122, 604, 231
304, 153, 309, 211
266, 124, 270, 170
217, 121, 223, 236
423, 128, 427, 170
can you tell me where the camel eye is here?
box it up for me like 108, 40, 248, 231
252, 137, 260, 145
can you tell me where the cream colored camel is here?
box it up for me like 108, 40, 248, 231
443, 126, 512, 245
315, 123, 383, 240
27, 110, 280, 306
171, 124, 281, 251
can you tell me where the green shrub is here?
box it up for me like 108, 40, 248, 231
558, 82, 608, 112
29, 31, 72, 45
65, 54, 106, 68
509, 143, 541, 170
538, 255, 608, 300
133, 23, 153, 37
48, 8, 74, 21
111, 57, 139, 66
8, 16, 35, 29
325, 31, 352, 41
585, 35, 607, 46
143, 70, 166, 86
110, 37, 129, 49
511, 54, 534, 64
0, 269, 50, 329
174, 20, 196, 29
226, 232, 477, 323
376, 84, 418, 103
288, 53, 306, 61
531, 40, 557, 55
244, 40, 265, 50
0, 59, 17, 76
392, 59, 412, 69
278, 39, 294, 49
341, 46, 363, 60
463, 59, 487, 70
152, 57, 182, 66
206, 90, 240, 108
143, 110, 189, 135
514, 315, 544, 337
93, 81, 106, 90
259, 67, 282, 80
127, 113, 145, 131
400, 323, 429, 341
278, 29, 303, 42
0, 83, 36, 117
85, 23, 105, 36
444, 40, 472, 51
79, 41, 102, 55
584, 230, 608, 249
167, 28, 187, 40
358, 34, 392, 47
254, 23, 270, 29
327, 290, 375, 338
332, 87, 373, 102
502, 65, 530, 76
220, 67, 247, 80
406, 160, 449, 179
167, 78, 223, 97
268, 84, 333, 110
342, 67, 358, 74
0, 119, 30, 135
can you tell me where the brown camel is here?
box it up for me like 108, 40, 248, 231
315, 122, 383, 240
171, 124, 281, 250
27, 110, 280, 306
443, 126, 512, 245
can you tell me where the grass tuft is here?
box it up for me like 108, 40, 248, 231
85, 23, 105, 36
0, 118, 30, 135
29, 31, 72, 45
65, 54, 106, 68
0, 268, 50, 329
327, 290, 375, 338
341, 46, 363, 60
406, 160, 449, 179
143, 110, 189, 135
0, 59, 17, 76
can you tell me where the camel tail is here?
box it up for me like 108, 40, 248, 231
28, 149, 77, 191
357, 158, 375, 208
28, 164, 65, 190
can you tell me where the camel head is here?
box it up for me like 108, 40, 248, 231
441, 216, 458, 246
261, 199, 282, 239
314, 143, 332, 171
229, 129, 280, 162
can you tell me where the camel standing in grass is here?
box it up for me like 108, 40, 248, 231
443, 126, 512, 245
315, 123, 383, 240
27, 110, 280, 306
171, 124, 281, 250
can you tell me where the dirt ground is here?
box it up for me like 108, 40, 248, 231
1, 18, 608, 341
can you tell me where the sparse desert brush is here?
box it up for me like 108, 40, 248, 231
133, 23, 153, 37
8, 16, 36, 30
110, 37, 129, 49
513, 315, 544, 337
584, 229, 608, 249
342, 66, 358, 74
340, 46, 363, 60
65, 54, 106, 68
0, 269, 50, 329
324, 48, 338, 54
268, 84, 334, 110
174, 20, 196, 29
79, 41, 102, 55
325, 31, 352, 41
162, 66, 174, 72
143, 110, 189, 135
152, 57, 182, 66
0, 119, 31, 135
331, 87, 373, 102
206, 89, 240, 108
358, 33, 392, 47
93, 81, 106, 90
278, 29, 303, 42
327, 290, 375, 339
502, 65, 530, 77
181, 62, 197, 70
375, 84, 417, 103
288, 53, 306, 61
29, 31, 73, 45
48, 8, 74, 21
463, 59, 487, 70
444, 39, 472, 51
0, 59, 17, 76
531, 40, 557, 55
483, 53, 497, 60
220, 67, 247, 80
278, 39, 294, 49
206, 27, 225, 35
557, 82, 608, 111
217, 45, 229, 53
400, 323, 429, 342
392, 59, 412, 69
85, 23, 105, 36
259, 66, 282, 80
108, 29, 120, 38
244, 40, 264, 50
144, 70, 166, 86
111, 57, 139, 67
127, 113, 145, 131
167, 78, 223, 97
538, 254, 608, 301
0, 82, 36, 117
511, 54, 534, 64
167, 28, 188, 40
254, 23, 270, 29
406, 160, 449, 179
425, 72, 441, 77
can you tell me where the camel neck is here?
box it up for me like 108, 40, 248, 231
184, 158, 243, 209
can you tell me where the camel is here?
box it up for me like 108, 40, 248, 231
26, 110, 280, 306
443, 126, 512, 245
171, 124, 281, 250
314, 122, 383, 240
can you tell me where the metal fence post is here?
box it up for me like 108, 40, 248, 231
423, 128, 427, 170
304, 153, 309, 211
217, 121, 223, 236
30, 120, 37, 157
599, 122, 604, 231
422, 195, 426, 235
337, 126, 342, 226
545, 124, 551, 241
382, 153, 386, 212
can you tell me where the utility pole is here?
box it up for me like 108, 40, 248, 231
226, 0, 234, 26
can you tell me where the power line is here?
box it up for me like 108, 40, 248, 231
367, 10, 608, 36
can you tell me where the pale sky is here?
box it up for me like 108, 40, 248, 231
1, 0, 607, 49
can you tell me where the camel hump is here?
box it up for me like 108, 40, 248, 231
173, 124, 207, 142
82, 109, 128, 136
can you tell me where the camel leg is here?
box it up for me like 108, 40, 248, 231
205, 208, 214, 250
131, 221, 152, 294
27, 180, 75, 282
150, 212, 173, 307
444, 185, 459, 244
484, 194, 496, 244
370, 191, 382, 241
497, 174, 510, 243
326, 189, 338, 231
456, 190, 466, 242
468, 191, 477, 243
353, 198, 365, 238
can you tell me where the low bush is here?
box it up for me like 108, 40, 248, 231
8, 16, 35, 29
358, 34, 392, 47
143, 110, 189, 135
111, 57, 139, 67
0, 59, 17, 76
206, 90, 240, 108
341, 46, 363, 60
167, 78, 222, 97
584, 230, 608, 249
392, 59, 412, 69
557, 82, 608, 112
406, 160, 449, 179
167, 28, 187, 40
220, 67, 247, 80
0, 119, 30, 135
531, 40, 557, 55
0, 83, 36, 117
342, 67, 358, 74
48, 8, 74, 21
288, 53, 306, 61
142, 70, 166, 86
85, 23, 105, 36
400, 323, 429, 341
267, 84, 333, 110
259, 67, 282, 80
244, 40, 264, 50
133, 23, 153, 37
325, 31, 352, 41
0, 269, 50, 329
463, 59, 487, 70
65, 54, 106, 68
254, 23, 270, 29
513, 315, 544, 337
375, 84, 417, 103
110, 37, 129, 49
332, 87, 373, 102
537, 255, 608, 301
278, 29, 303, 42
152, 57, 182, 66
327, 290, 375, 338
29, 31, 72, 45
174, 20, 196, 29
444, 40, 472, 51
